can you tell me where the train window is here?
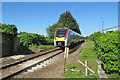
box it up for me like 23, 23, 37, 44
56, 29, 67, 37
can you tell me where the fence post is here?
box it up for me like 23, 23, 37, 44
85, 60, 87, 76
64, 47, 69, 73
78, 60, 95, 74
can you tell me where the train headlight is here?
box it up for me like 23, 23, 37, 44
61, 38, 64, 40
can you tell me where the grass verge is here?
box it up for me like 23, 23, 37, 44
29, 45, 56, 51
63, 41, 99, 78
106, 73, 120, 78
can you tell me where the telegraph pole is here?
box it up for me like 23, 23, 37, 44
102, 21, 104, 32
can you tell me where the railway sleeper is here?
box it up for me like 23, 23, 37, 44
11, 54, 59, 79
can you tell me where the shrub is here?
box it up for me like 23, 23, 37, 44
19, 32, 54, 47
2, 23, 18, 35
92, 31, 119, 74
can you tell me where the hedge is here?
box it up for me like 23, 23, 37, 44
92, 31, 119, 74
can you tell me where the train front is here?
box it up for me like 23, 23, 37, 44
54, 28, 69, 47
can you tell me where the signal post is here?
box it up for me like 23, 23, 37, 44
64, 47, 69, 73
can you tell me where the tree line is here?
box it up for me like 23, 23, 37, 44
1, 23, 54, 48
18, 32, 54, 47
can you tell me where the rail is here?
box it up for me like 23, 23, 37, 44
1, 40, 85, 80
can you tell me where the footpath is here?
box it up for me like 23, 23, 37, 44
97, 60, 107, 78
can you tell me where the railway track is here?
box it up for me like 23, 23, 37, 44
1, 47, 61, 69
1, 41, 84, 79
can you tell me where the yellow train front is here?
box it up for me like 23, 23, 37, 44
54, 27, 82, 47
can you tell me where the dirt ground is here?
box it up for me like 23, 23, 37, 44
16, 42, 86, 78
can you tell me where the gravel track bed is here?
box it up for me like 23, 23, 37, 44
16, 42, 86, 78
1, 47, 60, 70
2, 49, 63, 79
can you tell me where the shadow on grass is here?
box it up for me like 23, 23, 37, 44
1, 46, 35, 64
16, 46, 35, 55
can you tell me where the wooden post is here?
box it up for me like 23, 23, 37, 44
78, 60, 95, 73
64, 47, 66, 58
66, 47, 69, 58
64, 47, 69, 58
64, 57, 66, 73
85, 60, 87, 76
64, 47, 69, 73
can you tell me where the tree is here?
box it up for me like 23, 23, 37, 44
46, 23, 63, 39
58, 11, 81, 34
46, 11, 81, 39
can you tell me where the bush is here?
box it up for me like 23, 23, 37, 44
44, 38, 54, 45
2, 23, 18, 35
19, 32, 54, 47
92, 31, 119, 74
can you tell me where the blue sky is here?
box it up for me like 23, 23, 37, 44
2, 2, 118, 37
1, 0, 120, 2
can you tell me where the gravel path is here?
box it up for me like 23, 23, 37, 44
17, 42, 86, 78
97, 60, 107, 78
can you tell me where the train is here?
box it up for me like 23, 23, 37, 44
54, 27, 83, 47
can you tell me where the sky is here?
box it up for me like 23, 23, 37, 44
1, 0, 120, 2
2, 2, 118, 37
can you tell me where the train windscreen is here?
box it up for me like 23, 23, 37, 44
56, 29, 67, 37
